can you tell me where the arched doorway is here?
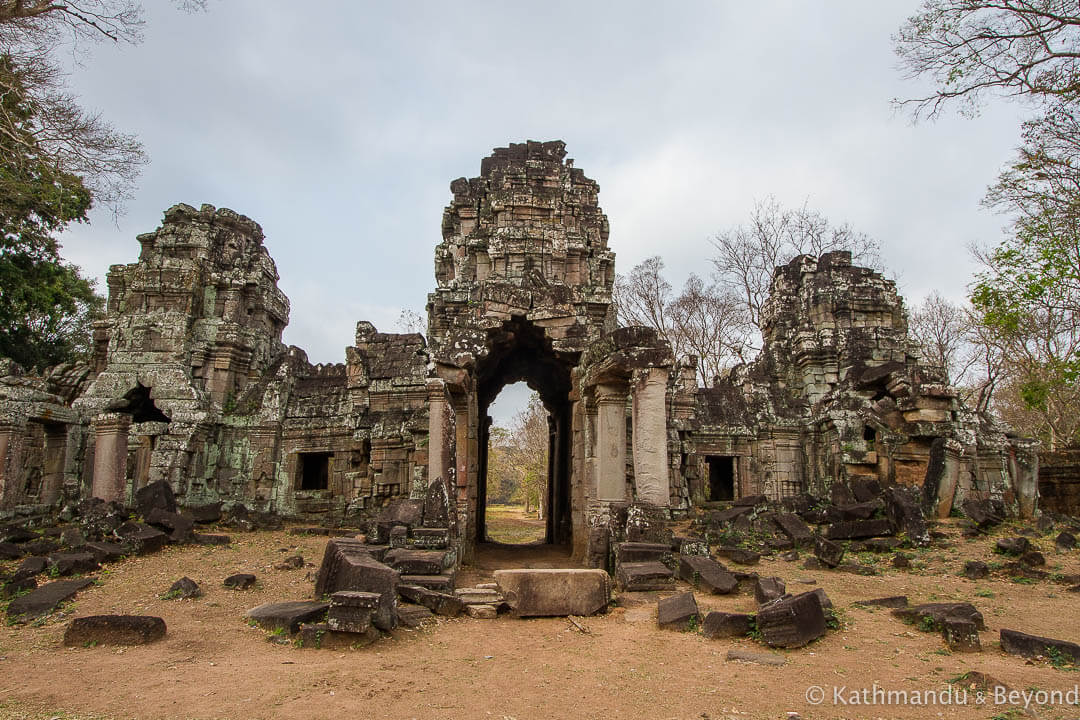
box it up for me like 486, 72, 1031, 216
474, 317, 574, 547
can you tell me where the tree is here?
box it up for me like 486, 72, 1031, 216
894, 0, 1080, 119
613, 257, 747, 383
0, 1, 204, 208
0, 52, 101, 369
709, 197, 881, 353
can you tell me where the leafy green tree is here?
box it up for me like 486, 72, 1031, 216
0, 54, 102, 370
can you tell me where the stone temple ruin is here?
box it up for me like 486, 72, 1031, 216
0, 140, 1042, 572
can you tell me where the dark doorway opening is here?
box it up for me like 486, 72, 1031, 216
475, 317, 574, 548
298, 452, 331, 491
113, 383, 171, 424
707, 455, 736, 501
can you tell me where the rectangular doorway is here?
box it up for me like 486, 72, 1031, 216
707, 456, 735, 501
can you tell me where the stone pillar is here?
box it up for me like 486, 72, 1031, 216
934, 440, 964, 519
632, 367, 671, 506
595, 384, 627, 502
40, 424, 69, 506
0, 421, 26, 509
427, 380, 449, 487
91, 413, 131, 503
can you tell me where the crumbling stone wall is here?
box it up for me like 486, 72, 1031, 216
1039, 450, 1080, 515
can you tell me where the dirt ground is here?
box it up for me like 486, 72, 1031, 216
1, 518, 1079, 720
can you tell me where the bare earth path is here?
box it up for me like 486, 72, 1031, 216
1, 521, 1079, 720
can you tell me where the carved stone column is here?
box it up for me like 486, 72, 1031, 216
0, 421, 26, 508
632, 367, 670, 506
91, 413, 131, 503
427, 380, 450, 487
40, 424, 69, 506
595, 383, 627, 502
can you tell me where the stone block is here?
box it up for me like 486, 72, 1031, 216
397, 603, 436, 628
701, 611, 752, 639
657, 591, 699, 631
296, 622, 380, 649
314, 539, 399, 631
6, 578, 94, 622
1000, 628, 1080, 663
400, 572, 455, 593
677, 555, 738, 594
773, 513, 814, 546
63, 615, 166, 646
493, 568, 610, 617
398, 584, 464, 617
755, 591, 826, 648
941, 616, 981, 652
813, 534, 845, 568
134, 480, 176, 517
754, 576, 786, 607
47, 552, 99, 576
892, 603, 985, 631
615, 561, 674, 591
825, 519, 894, 540
223, 573, 256, 589
383, 548, 454, 575
853, 596, 908, 609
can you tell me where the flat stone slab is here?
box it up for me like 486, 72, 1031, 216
726, 648, 786, 666
465, 604, 497, 619
400, 572, 455, 593
773, 513, 814, 545
1000, 628, 1080, 663
247, 601, 329, 634
825, 519, 894, 540
616, 542, 670, 564
892, 602, 985, 631
657, 591, 699, 631
6, 578, 94, 622
63, 615, 165, 646
678, 555, 737, 594
454, 588, 504, 605
383, 548, 454, 575
47, 552, 99, 576
493, 569, 609, 617
398, 584, 464, 617
84, 541, 126, 563
853, 596, 908, 609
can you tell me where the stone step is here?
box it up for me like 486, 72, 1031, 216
400, 572, 455, 593
454, 587, 504, 605
616, 561, 674, 591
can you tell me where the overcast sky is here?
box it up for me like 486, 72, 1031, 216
58, 1, 1028, 423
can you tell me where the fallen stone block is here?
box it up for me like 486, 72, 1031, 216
47, 552, 99, 577
616, 541, 671, 565
754, 576, 786, 607
657, 591, 699, 631
134, 480, 176, 517
616, 561, 674, 591
961, 498, 1004, 530
247, 601, 329, 634
296, 622, 379, 649
186, 502, 222, 524
810, 588, 833, 610
941, 616, 981, 652
327, 591, 378, 633
84, 541, 125, 563
397, 602, 436, 628
813, 535, 845, 568
115, 522, 168, 555
454, 587, 504, 605
493, 568, 609, 617
892, 553, 912, 569
755, 591, 826, 648
773, 513, 814, 546
892, 603, 985, 631
223, 573, 256, 590
1000, 629, 1080, 664
6, 578, 94, 622
825, 519, 894, 540
717, 546, 760, 565
407, 527, 451, 549
314, 538, 399, 631
883, 487, 929, 545
1056, 531, 1077, 551
853, 596, 908, 609
701, 611, 753, 639
166, 577, 201, 599
836, 500, 884, 521
677, 555, 737, 594
383, 548, 454, 575
963, 560, 989, 580
398, 584, 464, 617
995, 537, 1031, 556
1020, 550, 1046, 567
13, 555, 47, 581
465, 604, 497, 619
1, 574, 36, 598
145, 508, 195, 543
0, 542, 23, 560
726, 648, 786, 666
63, 615, 165, 646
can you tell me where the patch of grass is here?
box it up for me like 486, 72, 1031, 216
974, 588, 994, 598
825, 608, 844, 631
1010, 576, 1036, 585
